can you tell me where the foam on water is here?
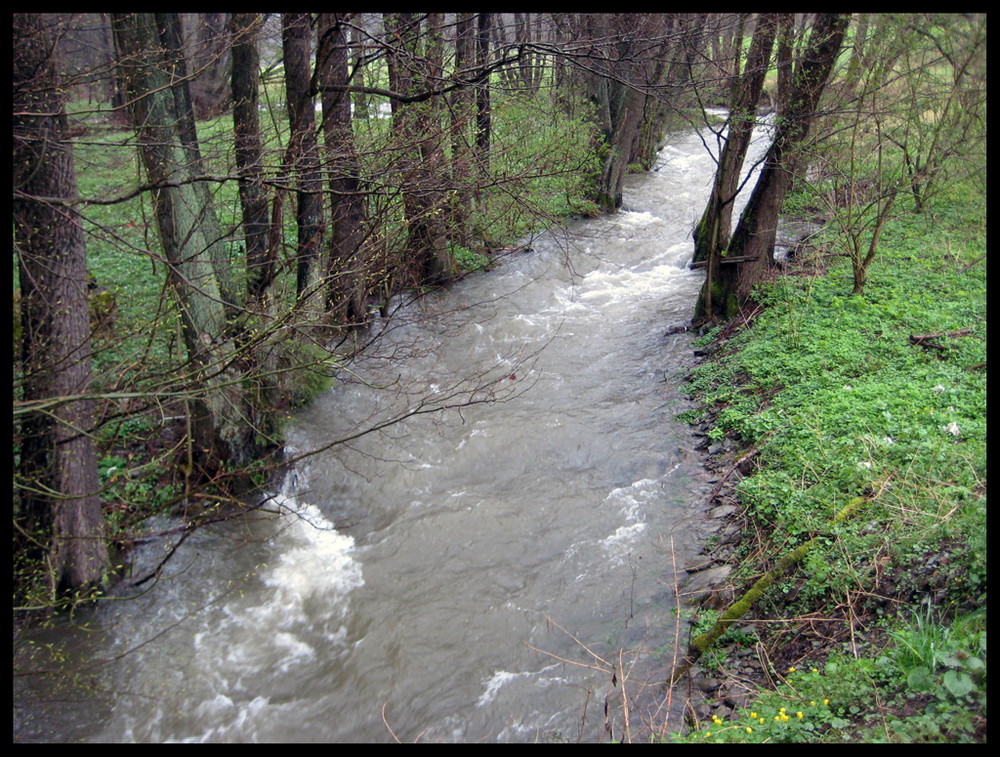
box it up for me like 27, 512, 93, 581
99, 474, 365, 742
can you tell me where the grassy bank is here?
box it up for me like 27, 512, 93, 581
669, 186, 986, 742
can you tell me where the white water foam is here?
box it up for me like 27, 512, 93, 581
154, 479, 364, 742
476, 663, 567, 707
596, 478, 659, 564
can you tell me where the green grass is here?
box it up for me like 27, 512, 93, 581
678, 181, 986, 741
670, 606, 986, 743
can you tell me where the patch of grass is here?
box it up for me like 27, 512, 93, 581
677, 180, 985, 740
670, 661, 882, 743
450, 243, 491, 275
672, 626, 985, 744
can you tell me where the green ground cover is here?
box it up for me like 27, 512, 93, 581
672, 183, 986, 742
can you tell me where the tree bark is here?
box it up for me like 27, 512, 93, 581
349, 24, 370, 121
156, 13, 239, 313
318, 12, 370, 324
449, 13, 477, 242
705, 13, 848, 321
475, 13, 493, 174
229, 13, 273, 302
576, 14, 663, 212
775, 14, 795, 123
14, 13, 110, 598
693, 14, 778, 264
112, 12, 254, 471
282, 13, 326, 303
188, 12, 232, 119
693, 14, 778, 322
385, 12, 452, 285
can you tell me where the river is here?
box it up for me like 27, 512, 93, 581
14, 114, 770, 743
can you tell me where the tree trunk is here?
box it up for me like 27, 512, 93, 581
14, 13, 110, 599
229, 13, 273, 302
188, 12, 231, 119
282, 13, 326, 303
775, 14, 795, 123
318, 12, 370, 324
842, 13, 870, 97
449, 13, 477, 242
693, 14, 778, 264
706, 14, 848, 321
349, 25, 370, 121
514, 13, 541, 93
385, 12, 452, 285
629, 14, 699, 170
693, 14, 778, 322
156, 13, 239, 314
577, 14, 659, 212
112, 12, 254, 472
475, 13, 492, 174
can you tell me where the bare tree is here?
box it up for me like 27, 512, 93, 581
112, 12, 255, 471
697, 13, 848, 323
317, 12, 370, 323
892, 13, 987, 213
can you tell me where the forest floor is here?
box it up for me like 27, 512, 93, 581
660, 199, 986, 743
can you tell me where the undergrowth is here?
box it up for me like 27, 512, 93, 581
674, 185, 986, 742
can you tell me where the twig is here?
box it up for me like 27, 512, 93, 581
618, 648, 632, 743
382, 702, 401, 744
960, 253, 985, 272
532, 615, 612, 670
668, 495, 868, 685
707, 444, 760, 503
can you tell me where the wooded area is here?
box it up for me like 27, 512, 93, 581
13, 13, 986, 612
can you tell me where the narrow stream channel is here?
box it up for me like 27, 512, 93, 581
14, 115, 771, 743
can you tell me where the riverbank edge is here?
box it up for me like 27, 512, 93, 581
662, 229, 987, 742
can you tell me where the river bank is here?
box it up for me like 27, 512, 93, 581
664, 200, 986, 742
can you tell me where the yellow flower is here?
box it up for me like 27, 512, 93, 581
789, 666, 797, 673
823, 699, 830, 706
750, 712, 758, 719
797, 712, 804, 719
759, 718, 765, 725
746, 727, 753, 735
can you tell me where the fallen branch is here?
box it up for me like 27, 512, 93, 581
909, 327, 974, 350
669, 495, 868, 685
960, 253, 985, 273
689, 255, 758, 269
